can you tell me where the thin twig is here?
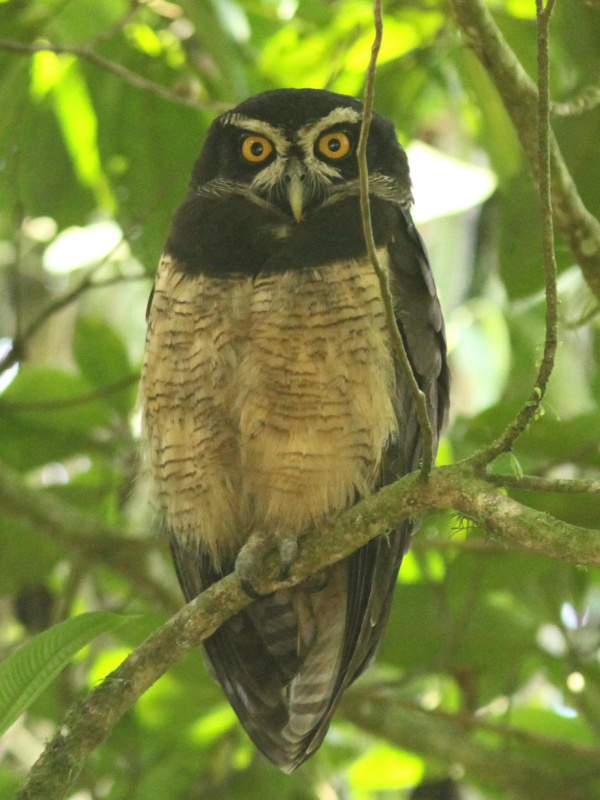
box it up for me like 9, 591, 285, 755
487, 473, 600, 494
357, 0, 434, 478
0, 181, 162, 376
0, 269, 146, 376
564, 304, 600, 329
88, 0, 141, 48
470, 0, 558, 468
0, 37, 230, 113
449, 0, 600, 303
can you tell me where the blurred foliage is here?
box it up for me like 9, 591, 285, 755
0, 0, 600, 798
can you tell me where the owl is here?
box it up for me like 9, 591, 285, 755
141, 88, 449, 772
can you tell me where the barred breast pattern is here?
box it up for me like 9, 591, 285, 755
142, 251, 398, 567
142, 256, 253, 565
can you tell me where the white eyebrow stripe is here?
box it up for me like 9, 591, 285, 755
219, 105, 364, 197
221, 113, 291, 155
296, 107, 362, 183
297, 106, 362, 145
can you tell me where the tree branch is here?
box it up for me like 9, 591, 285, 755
14, 460, 600, 799
339, 688, 600, 800
448, 0, 600, 304
358, 0, 434, 477
14, 571, 250, 800
0, 460, 178, 611
0, 37, 230, 113
470, 0, 558, 467
487, 473, 600, 494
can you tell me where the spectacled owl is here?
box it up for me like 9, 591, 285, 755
141, 88, 449, 772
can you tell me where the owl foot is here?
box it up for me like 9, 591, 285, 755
235, 531, 299, 598
303, 567, 331, 593
278, 536, 298, 580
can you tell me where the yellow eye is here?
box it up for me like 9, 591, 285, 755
241, 135, 273, 163
318, 131, 351, 159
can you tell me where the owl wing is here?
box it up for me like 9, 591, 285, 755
339, 204, 449, 672
304, 203, 449, 730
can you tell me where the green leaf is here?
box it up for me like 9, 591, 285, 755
74, 317, 130, 386
31, 52, 114, 210
0, 611, 127, 736
0, 515, 62, 595
348, 742, 423, 790
0, 365, 120, 469
73, 316, 135, 415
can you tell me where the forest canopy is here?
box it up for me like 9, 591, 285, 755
1, 0, 600, 798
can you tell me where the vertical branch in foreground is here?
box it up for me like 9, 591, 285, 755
471, 0, 559, 468
357, 0, 434, 478
448, 0, 600, 302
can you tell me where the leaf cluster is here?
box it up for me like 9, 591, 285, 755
0, 1, 600, 799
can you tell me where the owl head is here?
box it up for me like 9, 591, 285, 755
191, 89, 411, 222
189, 88, 412, 223
166, 89, 414, 275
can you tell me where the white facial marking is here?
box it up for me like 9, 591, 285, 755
222, 113, 291, 194
298, 106, 362, 142
298, 106, 362, 184
222, 113, 290, 155
218, 106, 374, 211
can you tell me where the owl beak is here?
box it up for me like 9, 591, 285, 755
285, 160, 305, 222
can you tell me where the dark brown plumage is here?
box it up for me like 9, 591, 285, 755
141, 89, 449, 772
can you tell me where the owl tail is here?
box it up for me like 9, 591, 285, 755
169, 528, 410, 772
203, 569, 350, 772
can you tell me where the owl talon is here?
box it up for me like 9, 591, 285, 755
239, 577, 269, 600
278, 537, 298, 580
235, 530, 277, 598
303, 567, 331, 593
235, 530, 300, 594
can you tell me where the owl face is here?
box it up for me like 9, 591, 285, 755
190, 89, 412, 223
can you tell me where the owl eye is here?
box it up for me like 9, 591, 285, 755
317, 131, 351, 160
241, 135, 273, 163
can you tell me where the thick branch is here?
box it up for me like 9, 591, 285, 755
15, 461, 600, 799
14, 571, 250, 800
428, 466, 600, 566
449, 0, 600, 303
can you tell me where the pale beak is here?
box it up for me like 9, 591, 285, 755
285, 159, 305, 222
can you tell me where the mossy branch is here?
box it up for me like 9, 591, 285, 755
449, 0, 600, 303
14, 461, 600, 800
